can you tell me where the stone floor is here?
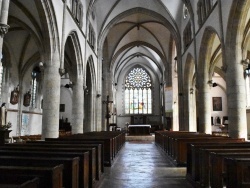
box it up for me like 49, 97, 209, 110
97, 141, 193, 188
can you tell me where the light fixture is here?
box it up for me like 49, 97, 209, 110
64, 82, 74, 89
212, 83, 218, 87
190, 88, 194, 94
39, 62, 45, 71
245, 64, 250, 76
208, 80, 213, 87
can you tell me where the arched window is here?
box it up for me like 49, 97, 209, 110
31, 67, 40, 108
124, 67, 152, 114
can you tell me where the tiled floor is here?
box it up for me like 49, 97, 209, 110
98, 141, 193, 188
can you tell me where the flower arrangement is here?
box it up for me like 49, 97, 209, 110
1, 121, 12, 130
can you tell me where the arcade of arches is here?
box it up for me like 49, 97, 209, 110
0, 1, 249, 140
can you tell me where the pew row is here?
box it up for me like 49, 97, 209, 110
0, 149, 89, 188
0, 145, 95, 188
0, 164, 64, 188
186, 142, 250, 187
0, 175, 39, 188
225, 158, 250, 188
0, 155, 79, 188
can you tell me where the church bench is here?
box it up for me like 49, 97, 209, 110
0, 164, 64, 188
167, 133, 210, 156
12, 135, 42, 142
53, 131, 126, 166
23, 141, 103, 181
0, 155, 79, 188
210, 152, 250, 188
0, 149, 89, 188
0, 145, 96, 188
0, 175, 39, 188
57, 134, 114, 166
45, 138, 105, 173
155, 131, 198, 153
78, 131, 125, 158
186, 142, 250, 186
198, 145, 250, 187
224, 158, 250, 188
172, 137, 242, 166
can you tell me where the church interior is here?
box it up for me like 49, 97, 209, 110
0, 0, 250, 187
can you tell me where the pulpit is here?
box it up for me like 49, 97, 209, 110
0, 129, 11, 145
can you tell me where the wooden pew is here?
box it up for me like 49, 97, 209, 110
0, 155, 79, 188
210, 152, 250, 188
0, 175, 39, 188
74, 131, 125, 160
224, 158, 250, 188
155, 131, 199, 154
0, 164, 64, 188
53, 134, 113, 166
44, 139, 105, 173
186, 141, 250, 186
199, 146, 250, 187
173, 137, 244, 166
0, 149, 89, 188
22, 141, 103, 181
0, 145, 96, 188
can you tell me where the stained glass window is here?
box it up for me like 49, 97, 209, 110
31, 66, 41, 108
125, 67, 152, 114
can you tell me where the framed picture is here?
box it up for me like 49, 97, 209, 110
10, 87, 19, 105
212, 97, 222, 111
60, 104, 65, 112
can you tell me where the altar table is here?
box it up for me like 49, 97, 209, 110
128, 124, 151, 135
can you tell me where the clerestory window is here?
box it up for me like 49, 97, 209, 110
124, 67, 152, 114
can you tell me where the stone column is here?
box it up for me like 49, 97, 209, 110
0, 0, 9, 73
71, 78, 84, 134
226, 59, 247, 139
198, 79, 212, 134
0, 0, 10, 56
41, 50, 61, 139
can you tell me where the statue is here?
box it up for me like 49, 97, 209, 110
0, 103, 7, 127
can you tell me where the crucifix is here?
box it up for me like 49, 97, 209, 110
103, 95, 113, 131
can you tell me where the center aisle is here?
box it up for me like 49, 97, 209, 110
98, 141, 193, 188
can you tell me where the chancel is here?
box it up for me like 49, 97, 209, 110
0, 0, 250, 187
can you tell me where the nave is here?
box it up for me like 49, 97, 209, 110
98, 141, 192, 188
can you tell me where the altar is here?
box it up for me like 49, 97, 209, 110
128, 124, 151, 135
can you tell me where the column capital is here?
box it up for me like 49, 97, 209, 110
0, 24, 9, 38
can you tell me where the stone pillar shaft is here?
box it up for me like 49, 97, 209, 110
227, 59, 247, 139
198, 81, 212, 134
42, 51, 61, 139
71, 78, 84, 134
0, 0, 9, 25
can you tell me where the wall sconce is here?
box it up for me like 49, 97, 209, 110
64, 82, 74, 89
242, 58, 250, 77
208, 80, 218, 87
39, 62, 45, 71
208, 80, 213, 87
85, 89, 89, 95
190, 88, 194, 94
212, 82, 218, 87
